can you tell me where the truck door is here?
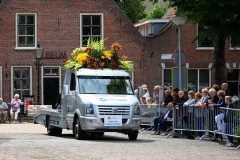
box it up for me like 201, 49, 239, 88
66, 73, 77, 128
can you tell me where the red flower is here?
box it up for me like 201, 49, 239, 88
63, 58, 68, 65
84, 47, 94, 52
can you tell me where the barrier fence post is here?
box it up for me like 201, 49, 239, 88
199, 107, 214, 141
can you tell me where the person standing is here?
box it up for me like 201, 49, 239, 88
224, 96, 234, 147
153, 85, 160, 105
221, 83, 231, 96
10, 94, 23, 123
0, 98, 8, 123
162, 90, 173, 108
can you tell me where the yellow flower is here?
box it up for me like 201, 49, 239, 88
75, 53, 88, 65
103, 51, 112, 60
101, 56, 105, 59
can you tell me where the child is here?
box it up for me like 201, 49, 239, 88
224, 96, 234, 147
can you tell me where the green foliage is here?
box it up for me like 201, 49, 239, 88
115, 0, 147, 23
146, 5, 167, 19
165, 0, 240, 85
106, 79, 127, 94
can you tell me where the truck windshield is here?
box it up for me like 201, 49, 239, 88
78, 76, 134, 95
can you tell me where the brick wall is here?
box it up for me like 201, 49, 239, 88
0, 0, 146, 102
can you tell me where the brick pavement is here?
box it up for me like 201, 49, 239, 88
0, 123, 239, 160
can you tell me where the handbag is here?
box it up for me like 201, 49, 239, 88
12, 108, 17, 112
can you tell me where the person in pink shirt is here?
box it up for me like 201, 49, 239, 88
10, 94, 23, 123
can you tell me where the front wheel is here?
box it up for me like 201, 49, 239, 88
74, 118, 85, 140
128, 132, 138, 140
97, 132, 104, 137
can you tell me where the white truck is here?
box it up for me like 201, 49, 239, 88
34, 68, 141, 140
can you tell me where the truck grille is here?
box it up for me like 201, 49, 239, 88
97, 106, 131, 115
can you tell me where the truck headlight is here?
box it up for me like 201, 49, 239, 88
85, 103, 94, 114
134, 105, 140, 115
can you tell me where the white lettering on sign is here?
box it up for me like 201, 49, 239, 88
160, 54, 172, 60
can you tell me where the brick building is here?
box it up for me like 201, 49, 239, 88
0, 1, 240, 107
0, 0, 147, 106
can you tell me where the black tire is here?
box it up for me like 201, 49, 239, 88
91, 132, 98, 136
128, 131, 138, 140
97, 132, 104, 137
47, 121, 55, 136
47, 120, 62, 136
74, 118, 85, 140
54, 128, 62, 136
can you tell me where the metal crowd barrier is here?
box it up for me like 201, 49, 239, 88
140, 104, 161, 133
166, 105, 207, 139
166, 105, 240, 149
213, 107, 240, 149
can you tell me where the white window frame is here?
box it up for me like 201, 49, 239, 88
0, 66, 2, 98
41, 66, 61, 105
162, 68, 211, 91
80, 13, 104, 48
11, 66, 32, 99
196, 24, 214, 50
188, 68, 211, 92
229, 37, 240, 50
15, 13, 37, 50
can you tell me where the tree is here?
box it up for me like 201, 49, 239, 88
165, 0, 240, 85
114, 0, 147, 23
146, 5, 167, 19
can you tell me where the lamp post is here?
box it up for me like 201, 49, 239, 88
171, 16, 187, 90
34, 43, 43, 105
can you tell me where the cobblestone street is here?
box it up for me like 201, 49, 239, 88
0, 123, 239, 160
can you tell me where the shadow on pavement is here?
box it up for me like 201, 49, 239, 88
46, 133, 155, 143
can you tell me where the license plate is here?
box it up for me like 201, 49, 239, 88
106, 126, 123, 129
104, 115, 122, 126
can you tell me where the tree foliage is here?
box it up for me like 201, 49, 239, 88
165, 0, 240, 85
146, 5, 167, 19
114, 0, 163, 23
114, 0, 147, 23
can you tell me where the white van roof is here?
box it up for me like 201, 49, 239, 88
75, 68, 130, 77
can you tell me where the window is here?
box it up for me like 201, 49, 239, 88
16, 13, 36, 48
230, 37, 240, 49
43, 68, 59, 76
163, 69, 171, 89
12, 67, 31, 98
78, 76, 133, 94
197, 25, 214, 48
70, 73, 76, 91
188, 69, 210, 92
80, 14, 103, 47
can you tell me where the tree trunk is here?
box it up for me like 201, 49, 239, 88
213, 33, 226, 86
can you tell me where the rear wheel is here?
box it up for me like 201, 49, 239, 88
128, 131, 138, 140
47, 122, 62, 136
74, 118, 85, 140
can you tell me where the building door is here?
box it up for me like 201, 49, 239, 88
42, 67, 61, 107
227, 69, 239, 97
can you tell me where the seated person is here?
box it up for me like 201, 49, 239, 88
0, 98, 8, 123
152, 103, 173, 135
147, 97, 155, 108
162, 90, 173, 108
141, 97, 147, 105
10, 94, 23, 123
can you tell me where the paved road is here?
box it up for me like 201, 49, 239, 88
0, 123, 239, 160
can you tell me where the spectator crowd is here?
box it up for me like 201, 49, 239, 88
138, 83, 238, 147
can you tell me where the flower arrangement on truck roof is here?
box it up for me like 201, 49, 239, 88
63, 38, 133, 72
